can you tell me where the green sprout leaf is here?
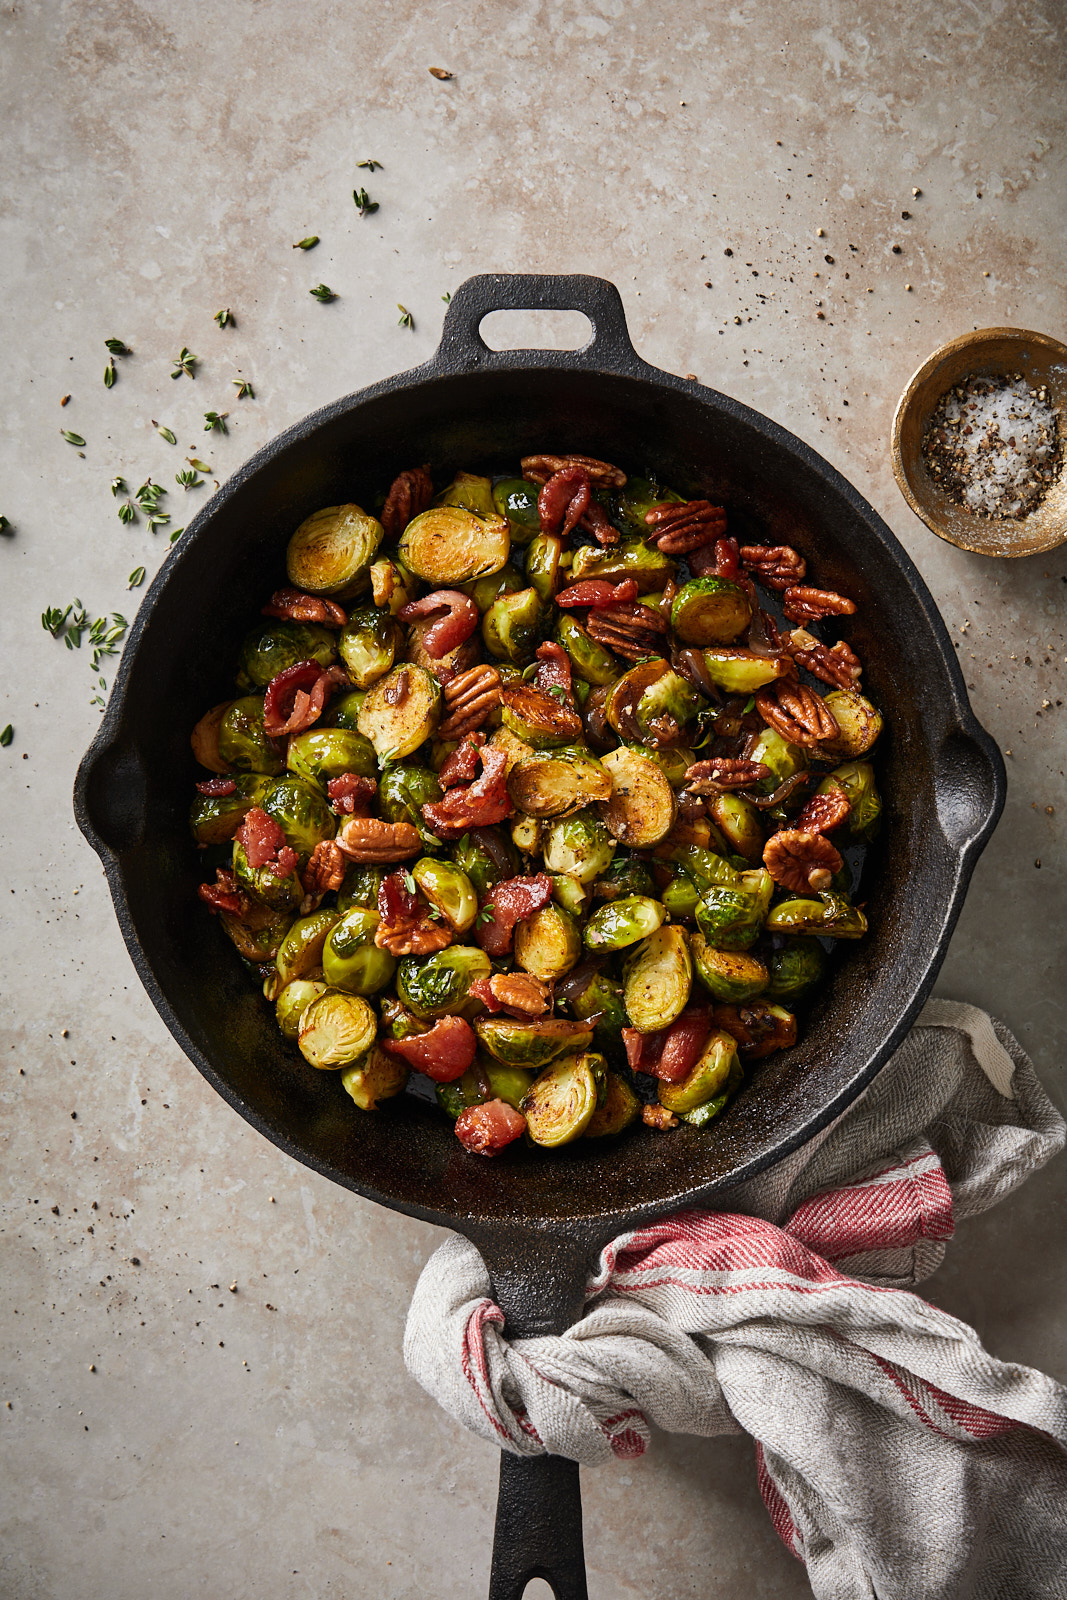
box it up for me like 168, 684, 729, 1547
42, 605, 71, 637
309, 283, 337, 303
155, 422, 178, 444
104, 337, 131, 357
136, 480, 164, 509
441, 291, 451, 302
128, 566, 146, 589
232, 378, 254, 399
0, 725, 12, 748
171, 347, 197, 380
61, 430, 86, 447
213, 308, 234, 328
147, 513, 170, 531
476, 908, 495, 926
356, 159, 383, 171
396, 304, 414, 329
353, 187, 379, 217
741, 696, 756, 714
203, 411, 228, 434
103, 361, 117, 388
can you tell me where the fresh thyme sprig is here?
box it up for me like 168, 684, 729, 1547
310, 284, 337, 303
111, 477, 128, 496
397, 304, 414, 329
353, 187, 379, 217
128, 566, 146, 589
203, 411, 228, 434
293, 236, 319, 250
213, 308, 235, 329
176, 468, 203, 489
104, 338, 131, 356
356, 159, 383, 171
136, 479, 165, 512
232, 378, 254, 399
171, 347, 197, 380
117, 499, 137, 524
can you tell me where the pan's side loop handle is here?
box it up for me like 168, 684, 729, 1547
436, 273, 647, 380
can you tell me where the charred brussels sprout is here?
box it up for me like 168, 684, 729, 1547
598, 746, 677, 847
660, 843, 738, 893
276, 908, 341, 986
701, 648, 785, 695
482, 587, 543, 665
507, 749, 611, 819
584, 1071, 641, 1138
748, 726, 808, 792
492, 477, 541, 545
819, 760, 882, 839
765, 893, 867, 939
341, 1046, 408, 1110
707, 792, 765, 863
336, 864, 384, 912
678, 1053, 745, 1127
765, 938, 826, 1000
475, 1017, 595, 1070
690, 934, 768, 1003
559, 963, 628, 1043
287, 727, 377, 788
286, 504, 383, 598
357, 665, 441, 762
298, 990, 378, 1068
555, 613, 618, 687
659, 1030, 740, 1115
232, 840, 303, 913
569, 539, 677, 594
670, 578, 752, 646
399, 505, 510, 585
436, 1064, 488, 1120
322, 908, 396, 994
397, 945, 492, 1019
614, 476, 683, 533
595, 853, 656, 902
583, 895, 666, 953
237, 620, 337, 690
338, 606, 401, 689
261, 776, 336, 863
694, 882, 765, 952
820, 691, 883, 758
542, 811, 617, 885
218, 697, 286, 775
606, 661, 703, 748
435, 471, 497, 518
623, 926, 692, 1032
450, 828, 521, 898
514, 903, 582, 982
219, 906, 293, 964
276, 978, 329, 1040
189, 774, 273, 845
321, 689, 366, 731
412, 858, 477, 933
379, 763, 443, 846
524, 534, 564, 604
463, 566, 526, 612
521, 1052, 602, 1146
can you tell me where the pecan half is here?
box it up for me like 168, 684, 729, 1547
763, 827, 842, 893
469, 971, 550, 1018
683, 756, 770, 793
438, 664, 503, 740
381, 464, 433, 539
754, 679, 839, 746
643, 499, 728, 554
641, 1103, 679, 1131
738, 545, 807, 591
374, 871, 453, 957
261, 587, 348, 627
788, 629, 862, 690
795, 788, 851, 834
299, 838, 346, 911
521, 453, 627, 488
585, 601, 668, 661
336, 816, 421, 862
782, 585, 857, 623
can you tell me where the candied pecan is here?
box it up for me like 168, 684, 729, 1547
196, 776, 236, 797
263, 660, 335, 737
789, 630, 862, 690
383, 1015, 477, 1083
374, 871, 453, 957
336, 816, 421, 862
327, 773, 378, 816
455, 1099, 527, 1155
754, 679, 840, 747
585, 601, 668, 661
684, 757, 770, 794
475, 873, 554, 957
198, 867, 246, 917
795, 788, 851, 835
438, 664, 503, 740
421, 745, 512, 839
641, 1103, 679, 1131
534, 640, 575, 705
300, 838, 346, 908
763, 827, 842, 894
438, 732, 486, 788
782, 585, 857, 623
521, 453, 627, 488
739, 545, 807, 591
381, 464, 433, 540
538, 466, 591, 538
398, 590, 479, 659
644, 499, 728, 554
262, 586, 347, 627
469, 971, 550, 1018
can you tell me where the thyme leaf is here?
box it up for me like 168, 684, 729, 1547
176, 469, 203, 489
441, 291, 451, 302
353, 187, 379, 216
356, 159, 383, 171
103, 360, 117, 388
61, 430, 86, 447
128, 566, 146, 589
397, 304, 414, 329
187, 458, 213, 473
0, 515, 11, 533
0, 725, 12, 748
293, 236, 319, 250
232, 378, 254, 398
203, 411, 228, 434
104, 337, 131, 356
309, 283, 337, 303
213, 308, 235, 328
154, 422, 178, 444
171, 347, 197, 380
169, 526, 185, 544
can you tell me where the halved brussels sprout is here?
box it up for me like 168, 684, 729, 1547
338, 606, 401, 689
287, 504, 383, 598
659, 1030, 740, 1115
218, 697, 286, 776
321, 689, 367, 731
499, 684, 581, 748
554, 613, 619, 687
492, 477, 541, 545
765, 893, 868, 939
507, 750, 612, 819
694, 882, 765, 951
765, 938, 827, 1000
436, 1062, 489, 1120
598, 746, 677, 847
219, 905, 293, 963
486, 1061, 535, 1112
232, 840, 303, 913
298, 989, 377, 1068
336, 863, 384, 912
690, 934, 768, 1002
189, 774, 273, 845
738, 866, 774, 917
606, 661, 703, 748
341, 1045, 409, 1109
707, 792, 765, 863
261, 776, 336, 863
450, 828, 521, 897
551, 873, 592, 918
613, 476, 683, 533
412, 858, 477, 933
594, 853, 657, 902
276, 908, 341, 987
487, 724, 540, 772
287, 727, 377, 790
521, 1052, 601, 1147
237, 620, 337, 689
322, 907, 396, 994
513, 903, 582, 982
511, 812, 541, 854
660, 842, 738, 891
399, 505, 510, 584
569, 539, 677, 594
435, 471, 497, 517
671, 578, 752, 646
661, 869, 700, 921
482, 587, 542, 665
820, 692, 884, 758
379, 763, 443, 847
556, 961, 628, 1042
369, 557, 418, 615
623, 925, 692, 1032
748, 726, 808, 792
678, 1051, 744, 1127
583, 895, 666, 953
541, 811, 617, 885
584, 1071, 641, 1138
191, 700, 235, 773
397, 945, 492, 1018
640, 745, 697, 789
702, 648, 786, 695
276, 977, 329, 1040
819, 761, 882, 840
475, 1016, 594, 1069
357, 665, 441, 762
524, 534, 564, 604
463, 566, 526, 612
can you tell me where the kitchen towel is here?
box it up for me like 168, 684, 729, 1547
405, 1000, 1067, 1600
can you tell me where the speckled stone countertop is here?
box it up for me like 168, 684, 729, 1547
2, 4, 1064, 1597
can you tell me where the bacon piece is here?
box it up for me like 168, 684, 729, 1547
236, 806, 286, 870
198, 867, 245, 917
475, 873, 554, 957
326, 773, 378, 816
382, 1015, 477, 1083
261, 586, 347, 626
438, 732, 486, 789
421, 745, 512, 840
689, 535, 740, 579
398, 590, 480, 659
196, 776, 237, 797
622, 1027, 667, 1075
263, 660, 335, 737
538, 466, 591, 537
656, 1007, 712, 1084
579, 496, 619, 546
533, 640, 574, 705
455, 1098, 527, 1155
381, 464, 434, 540
374, 871, 452, 956
555, 579, 640, 609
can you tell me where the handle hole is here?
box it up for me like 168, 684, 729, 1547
479, 309, 593, 352
521, 1582, 557, 1598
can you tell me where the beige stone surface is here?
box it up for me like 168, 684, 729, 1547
1, 3, 1064, 1596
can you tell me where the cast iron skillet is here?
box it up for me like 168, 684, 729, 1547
75, 273, 1005, 1598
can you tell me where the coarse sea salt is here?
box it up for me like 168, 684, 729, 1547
921, 372, 1063, 519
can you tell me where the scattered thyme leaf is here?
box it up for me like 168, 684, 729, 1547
187, 458, 213, 473
155, 422, 178, 444
213, 308, 235, 329
741, 696, 756, 714
548, 684, 566, 700
136, 480, 164, 509
403, 870, 417, 895
176, 468, 203, 489
61, 430, 86, 447
428, 66, 454, 79
0, 725, 12, 748
356, 159, 383, 171
105, 338, 131, 357
111, 477, 128, 496
128, 566, 146, 589
353, 188, 379, 217
476, 908, 495, 925
117, 499, 137, 524
171, 347, 197, 380
232, 378, 254, 399
441, 291, 451, 302
169, 526, 185, 544
293, 236, 319, 250
42, 605, 72, 637
103, 361, 116, 389
0, 515, 12, 533
203, 411, 228, 434
147, 513, 170, 531
397, 304, 414, 329
310, 284, 337, 303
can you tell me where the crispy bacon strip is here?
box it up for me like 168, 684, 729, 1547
198, 867, 246, 917
421, 745, 512, 840
327, 773, 378, 815
455, 1099, 527, 1155
196, 776, 237, 797
236, 807, 286, 870
398, 590, 479, 659
538, 467, 591, 538
382, 1015, 477, 1083
555, 579, 639, 609
475, 873, 554, 957
656, 1008, 712, 1084
263, 660, 340, 737
438, 732, 486, 789
533, 640, 574, 705
262, 587, 347, 626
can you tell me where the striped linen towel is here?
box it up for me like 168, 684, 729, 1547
405, 1001, 1067, 1599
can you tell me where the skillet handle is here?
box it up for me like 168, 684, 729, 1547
437, 272, 648, 379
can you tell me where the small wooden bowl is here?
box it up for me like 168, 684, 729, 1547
892, 326, 1067, 557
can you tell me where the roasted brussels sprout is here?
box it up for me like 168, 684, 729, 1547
261, 776, 336, 863
819, 760, 882, 838
237, 620, 337, 690
219, 905, 293, 963
569, 539, 677, 594
464, 566, 526, 612
397, 945, 492, 1019
764, 938, 826, 1000
690, 934, 768, 1002
435, 471, 497, 518
217, 697, 286, 775
379, 763, 443, 846
336, 863, 384, 913
765, 893, 868, 939
276, 908, 341, 986
487, 724, 540, 772
613, 475, 683, 533
369, 556, 418, 615
542, 811, 617, 885
298, 990, 377, 1068
660, 842, 738, 892
510, 811, 542, 854
287, 727, 377, 789
661, 869, 700, 921
524, 534, 564, 604
357, 665, 441, 762
521, 1052, 602, 1146
606, 661, 703, 748
658, 1030, 740, 1115
189, 774, 273, 845
492, 477, 541, 545
482, 587, 543, 665
341, 1046, 409, 1110
556, 960, 628, 1042
322, 908, 396, 995
276, 977, 329, 1040
499, 684, 581, 748
435, 1063, 489, 1119
191, 700, 235, 773
551, 873, 593, 918
701, 648, 785, 695
598, 746, 677, 847
595, 853, 657, 902
820, 691, 884, 758
513, 903, 582, 982
338, 606, 401, 689
694, 882, 765, 952
287, 504, 383, 598
399, 505, 510, 585
321, 689, 366, 731
554, 613, 619, 687
584, 1071, 641, 1138
450, 827, 521, 897
748, 726, 808, 792
507, 749, 612, 819
623, 925, 692, 1032
670, 578, 752, 646
412, 858, 477, 933
232, 839, 303, 913
475, 1016, 595, 1069
583, 895, 666, 953
707, 792, 765, 863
